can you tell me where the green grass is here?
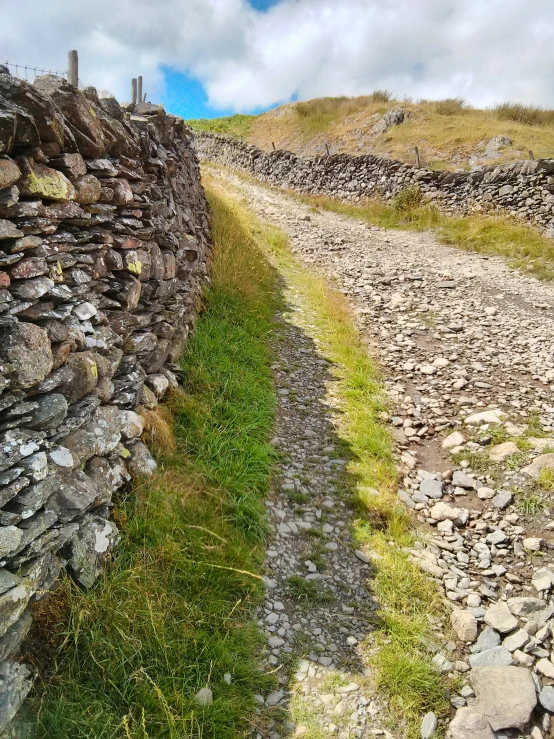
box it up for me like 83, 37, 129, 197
186, 114, 255, 138
538, 468, 554, 492
286, 576, 335, 604
29, 185, 280, 738
205, 174, 451, 737
301, 192, 554, 282
517, 491, 547, 515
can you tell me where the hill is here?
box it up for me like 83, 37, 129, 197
187, 93, 554, 170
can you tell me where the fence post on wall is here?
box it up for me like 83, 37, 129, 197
325, 143, 330, 156
272, 142, 276, 151
414, 146, 421, 168
529, 150, 535, 160
137, 76, 143, 104
68, 50, 78, 87
131, 78, 137, 105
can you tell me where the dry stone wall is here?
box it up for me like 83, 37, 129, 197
196, 132, 554, 234
0, 74, 210, 729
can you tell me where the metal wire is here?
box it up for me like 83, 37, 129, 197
4, 61, 68, 80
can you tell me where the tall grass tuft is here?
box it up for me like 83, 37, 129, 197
495, 102, 554, 127
433, 98, 466, 115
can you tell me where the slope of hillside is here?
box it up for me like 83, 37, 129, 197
188, 94, 554, 170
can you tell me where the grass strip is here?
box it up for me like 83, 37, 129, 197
300, 192, 554, 282
206, 174, 451, 737
28, 186, 279, 738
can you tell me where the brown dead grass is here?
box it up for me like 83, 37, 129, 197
244, 96, 554, 170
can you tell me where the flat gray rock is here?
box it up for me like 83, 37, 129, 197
469, 646, 513, 668
472, 665, 537, 730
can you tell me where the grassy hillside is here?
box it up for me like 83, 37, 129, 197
187, 92, 554, 170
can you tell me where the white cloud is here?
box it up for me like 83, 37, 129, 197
1, 0, 554, 112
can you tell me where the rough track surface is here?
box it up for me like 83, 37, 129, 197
213, 168, 554, 739
255, 283, 392, 738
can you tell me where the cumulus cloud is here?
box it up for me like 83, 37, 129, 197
1, 0, 554, 112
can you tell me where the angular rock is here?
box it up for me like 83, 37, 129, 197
522, 453, 554, 479
17, 158, 75, 201
484, 602, 518, 633
0, 322, 53, 389
469, 647, 513, 668
449, 708, 495, 739
451, 609, 478, 642
68, 514, 120, 588
472, 665, 537, 730
0, 661, 33, 732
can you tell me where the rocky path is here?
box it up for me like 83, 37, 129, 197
255, 270, 392, 738
213, 169, 554, 738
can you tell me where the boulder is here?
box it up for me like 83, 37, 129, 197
471, 665, 537, 730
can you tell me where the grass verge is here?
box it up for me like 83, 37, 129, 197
205, 173, 451, 737
28, 185, 279, 738
186, 114, 256, 139
300, 192, 554, 282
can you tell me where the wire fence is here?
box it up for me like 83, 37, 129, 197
3, 60, 68, 81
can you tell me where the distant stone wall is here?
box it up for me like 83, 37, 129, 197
196, 132, 554, 234
0, 74, 210, 728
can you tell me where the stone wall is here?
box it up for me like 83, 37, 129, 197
0, 74, 210, 728
196, 132, 554, 234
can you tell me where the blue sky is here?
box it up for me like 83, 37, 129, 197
160, 0, 281, 119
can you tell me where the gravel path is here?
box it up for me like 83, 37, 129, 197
213, 170, 554, 738
255, 273, 393, 738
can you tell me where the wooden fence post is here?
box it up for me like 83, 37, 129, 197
68, 50, 78, 87
137, 76, 143, 104
414, 146, 421, 168
131, 78, 137, 105
529, 150, 535, 160
325, 143, 330, 156
272, 142, 276, 150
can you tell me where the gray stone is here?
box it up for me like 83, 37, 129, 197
472, 626, 501, 654
540, 686, 554, 713
491, 490, 513, 509
451, 609, 478, 642
126, 440, 157, 477
508, 596, 552, 621
25, 394, 68, 430
68, 514, 120, 588
0, 661, 33, 732
469, 647, 513, 668
472, 665, 537, 730
484, 602, 518, 633
420, 478, 443, 499
449, 708, 495, 739
46, 470, 98, 523
0, 323, 53, 389
452, 471, 476, 489
420, 711, 438, 739
194, 687, 213, 706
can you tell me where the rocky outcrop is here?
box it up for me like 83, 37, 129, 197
0, 74, 210, 728
195, 132, 554, 234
